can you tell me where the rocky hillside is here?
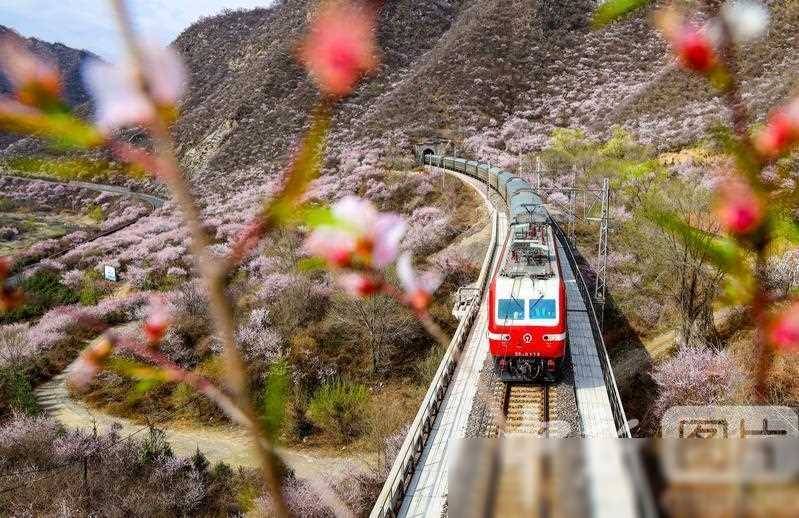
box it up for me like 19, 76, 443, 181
3, 1, 797, 190
164, 0, 798, 188
0, 25, 97, 149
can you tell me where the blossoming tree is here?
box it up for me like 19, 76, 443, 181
0, 0, 446, 514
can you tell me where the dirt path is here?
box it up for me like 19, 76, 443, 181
641, 308, 738, 362
34, 363, 370, 479
4, 174, 166, 286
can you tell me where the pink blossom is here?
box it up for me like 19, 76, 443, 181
337, 272, 383, 297
713, 180, 764, 236
83, 44, 186, 132
397, 253, 441, 312
0, 34, 62, 107
754, 102, 799, 159
657, 8, 717, 74
652, 346, 744, 419
769, 302, 799, 350
69, 336, 114, 389
721, 1, 770, 44
297, 1, 379, 98
304, 196, 406, 269
143, 296, 171, 345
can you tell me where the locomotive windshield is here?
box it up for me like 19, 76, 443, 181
496, 298, 557, 320
497, 299, 525, 320
529, 298, 556, 319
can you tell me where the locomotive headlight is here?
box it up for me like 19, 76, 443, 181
542, 333, 566, 342
488, 332, 510, 341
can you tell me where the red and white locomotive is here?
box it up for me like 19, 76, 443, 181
488, 218, 567, 382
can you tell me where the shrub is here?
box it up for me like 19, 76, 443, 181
413, 347, 443, 384
141, 271, 181, 291
0, 414, 242, 516
161, 282, 212, 365
0, 226, 19, 240
651, 345, 746, 423
76, 269, 108, 306
306, 381, 370, 442
0, 366, 39, 415
0, 269, 79, 324
86, 204, 105, 222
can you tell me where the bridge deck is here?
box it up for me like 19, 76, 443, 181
390, 166, 628, 518
554, 236, 618, 438
398, 173, 508, 518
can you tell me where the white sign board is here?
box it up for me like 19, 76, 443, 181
104, 265, 117, 282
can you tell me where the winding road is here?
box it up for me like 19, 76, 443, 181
9, 174, 367, 480
33, 363, 364, 478
3, 174, 358, 478
0, 173, 166, 208
3, 174, 165, 286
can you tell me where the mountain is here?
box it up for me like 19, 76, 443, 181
0, 25, 98, 149
3, 1, 797, 187
169, 0, 798, 185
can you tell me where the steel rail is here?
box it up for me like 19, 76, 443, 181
371, 155, 630, 517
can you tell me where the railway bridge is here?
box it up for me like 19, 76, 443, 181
371, 154, 643, 518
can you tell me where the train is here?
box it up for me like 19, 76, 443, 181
422, 153, 567, 382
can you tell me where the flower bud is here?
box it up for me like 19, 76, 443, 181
0, 256, 24, 312
397, 254, 441, 312
298, 1, 379, 98
143, 297, 171, 345
721, 0, 770, 44
769, 302, 799, 351
70, 337, 114, 389
754, 108, 799, 159
338, 273, 382, 297
676, 25, 717, 73
0, 256, 9, 281
0, 35, 63, 108
714, 180, 764, 236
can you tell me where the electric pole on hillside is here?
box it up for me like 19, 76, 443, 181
533, 168, 612, 329
594, 178, 610, 328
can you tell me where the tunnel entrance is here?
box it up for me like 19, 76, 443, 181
414, 140, 452, 164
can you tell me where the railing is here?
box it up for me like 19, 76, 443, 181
550, 218, 630, 437
369, 175, 499, 518
371, 156, 630, 516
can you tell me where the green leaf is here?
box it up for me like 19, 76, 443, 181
108, 357, 174, 384
0, 110, 104, 149
297, 257, 326, 272
648, 209, 743, 272
592, 0, 651, 29
268, 104, 331, 224
302, 205, 337, 228
261, 360, 289, 442
720, 270, 755, 306
133, 377, 164, 396
301, 204, 360, 234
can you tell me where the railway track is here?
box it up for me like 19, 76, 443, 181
484, 380, 557, 437
461, 381, 561, 518
499, 382, 554, 437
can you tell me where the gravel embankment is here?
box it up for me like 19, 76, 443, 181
465, 351, 581, 438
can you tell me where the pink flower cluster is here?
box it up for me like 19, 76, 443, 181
297, 0, 379, 98
304, 196, 441, 309
83, 44, 186, 133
